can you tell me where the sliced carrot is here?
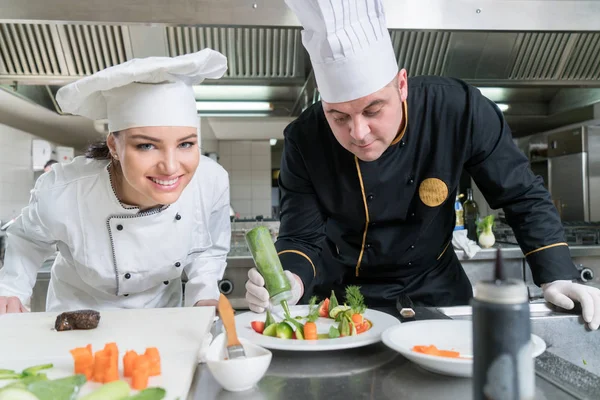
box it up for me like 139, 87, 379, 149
103, 364, 119, 383
303, 322, 317, 340
70, 346, 94, 380
104, 342, 119, 358
144, 347, 161, 376
132, 354, 151, 390
132, 368, 149, 390
412, 345, 460, 358
93, 350, 111, 382
123, 350, 138, 378
351, 313, 364, 326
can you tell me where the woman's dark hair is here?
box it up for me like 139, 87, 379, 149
85, 132, 120, 160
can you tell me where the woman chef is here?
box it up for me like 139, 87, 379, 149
0, 49, 231, 314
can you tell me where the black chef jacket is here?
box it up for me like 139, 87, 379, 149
274, 76, 579, 307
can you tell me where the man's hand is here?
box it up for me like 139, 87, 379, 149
245, 268, 304, 313
542, 280, 600, 330
0, 296, 28, 315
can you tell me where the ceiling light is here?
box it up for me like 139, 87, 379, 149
196, 101, 273, 112
270, 139, 278, 146
496, 103, 509, 112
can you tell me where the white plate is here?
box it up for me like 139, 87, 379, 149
381, 319, 547, 378
235, 305, 400, 351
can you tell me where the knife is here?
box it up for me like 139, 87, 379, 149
217, 293, 246, 359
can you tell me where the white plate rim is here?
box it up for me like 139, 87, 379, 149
235, 306, 400, 351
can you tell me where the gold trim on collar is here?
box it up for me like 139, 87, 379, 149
277, 250, 317, 277
354, 156, 370, 277
390, 100, 408, 146
524, 242, 568, 257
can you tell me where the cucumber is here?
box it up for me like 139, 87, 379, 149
79, 380, 130, 400
263, 323, 278, 337
328, 291, 339, 314
125, 388, 166, 400
0, 388, 39, 400
329, 305, 351, 319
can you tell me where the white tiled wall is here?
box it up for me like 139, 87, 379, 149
0, 124, 39, 222
219, 140, 272, 219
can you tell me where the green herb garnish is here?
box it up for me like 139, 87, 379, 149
345, 285, 366, 314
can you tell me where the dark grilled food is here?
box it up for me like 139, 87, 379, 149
55, 309, 101, 331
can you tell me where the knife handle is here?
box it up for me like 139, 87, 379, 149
218, 293, 241, 347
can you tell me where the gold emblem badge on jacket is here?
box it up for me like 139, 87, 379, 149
419, 178, 449, 207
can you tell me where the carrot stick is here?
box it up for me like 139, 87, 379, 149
70, 346, 94, 379
103, 364, 119, 383
144, 347, 161, 376
123, 350, 138, 378
93, 350, 110, 382
303, 322, 317, 340
412, 345, 460, 358
132, 355, 151, 390
131, 369, 149, 390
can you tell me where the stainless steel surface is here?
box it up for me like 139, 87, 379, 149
587, 127, 600, 222
546, 125, 600, 222
549, 153, 589, 221
188, 305, 584, 400
2, 0, 600, 32
547, 126, 588, 157
167, 27, 303, 80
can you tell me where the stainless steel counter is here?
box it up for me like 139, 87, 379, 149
188, 343, 578, 400
187, 305, 595, 400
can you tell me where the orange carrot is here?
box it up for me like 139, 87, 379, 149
303, 322, 318, 340
70, 346, 94, 380
104, 342, 119, 358
103, 364, 119, 382
93, 350, 110, 382
412, 345, 460, 358
351, 313, 364, 326
132, 354, 151, 390
144, 347, 161, 376
132, 368, 149, 390
123, 350, 138, 378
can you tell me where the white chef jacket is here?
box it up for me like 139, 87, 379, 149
0, 155, 231, 312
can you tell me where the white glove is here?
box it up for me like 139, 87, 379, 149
542, 280, 600, 330
245, 268, 304, 313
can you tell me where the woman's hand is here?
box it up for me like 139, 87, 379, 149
194, 299, 218, 308
0, 296, 28, 314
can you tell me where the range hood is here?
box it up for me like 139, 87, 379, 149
0, 0, 599, 146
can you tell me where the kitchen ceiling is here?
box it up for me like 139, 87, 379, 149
0, 0, 599, 148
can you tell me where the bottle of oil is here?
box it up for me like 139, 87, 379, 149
454, 194, 465, 231
464, 188, 479, 241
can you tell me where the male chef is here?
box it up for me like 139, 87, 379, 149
246, 0, 600, 330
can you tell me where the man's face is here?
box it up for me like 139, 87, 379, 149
322, 69, 408, 162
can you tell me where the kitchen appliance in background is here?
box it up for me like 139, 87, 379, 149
547, 125, 600, 222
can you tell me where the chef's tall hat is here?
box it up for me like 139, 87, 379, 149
56, 49, 228, 133
285, 0, 398, 104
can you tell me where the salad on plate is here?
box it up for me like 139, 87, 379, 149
249, 285, 372, 341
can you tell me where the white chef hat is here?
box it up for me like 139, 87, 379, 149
285, 0, 398, 104
56, 49, 228, 133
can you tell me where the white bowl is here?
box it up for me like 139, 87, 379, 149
205, 333, 272, 392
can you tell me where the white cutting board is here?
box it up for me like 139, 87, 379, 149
0, 307, 215, 399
